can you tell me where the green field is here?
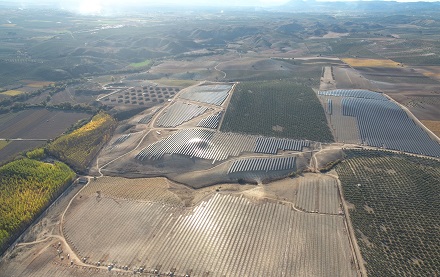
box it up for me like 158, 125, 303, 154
46, 112, 117, 172
0, 158, 75, 253
129, 59, 153, 68
336, 149, 440, 276
221, 80, 334, 142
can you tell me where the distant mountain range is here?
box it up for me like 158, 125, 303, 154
279, 0, 440, 14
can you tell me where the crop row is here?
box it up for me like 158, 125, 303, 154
336, 149, 440, 276
295, 176, 340, 215
46, 112, 117, 172
221, 80, 334, 142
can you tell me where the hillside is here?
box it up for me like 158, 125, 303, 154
46, 112, 117, 173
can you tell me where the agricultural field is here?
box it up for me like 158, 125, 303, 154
0, 141, 46, 165
336, 149, 440, 276
0, 109, 90, 164
220, 80, 334, 142
1, 90, 23, 96
295, 176, 340, 215
0, 109, 90, 140
46, 112, 117, 172
342, 58, 401, 68
0, 158, 75, 254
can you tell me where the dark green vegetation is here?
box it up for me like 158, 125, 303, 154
221, 80, 334, 142
336, 149, 440, 276
46, 112, 117, 172
0, 158, 75, 253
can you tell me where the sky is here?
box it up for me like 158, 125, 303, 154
10, 0, 440, 15
63, 0, 291, 11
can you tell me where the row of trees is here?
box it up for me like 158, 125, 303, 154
0, 78, 102, 115
46, 112, 117, 173
221, 80, 334, 142
336, 149, 440, 276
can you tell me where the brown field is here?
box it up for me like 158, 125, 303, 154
413, 66, 440, 82
421, 120, 440, 138
151, 78, 199, 87
332, 66, 377, 90
0, 109, 90, 139
0, 140, 46, 164
342, 58, 401, 68
0, 109, 90, 163
26, 81, 54, 88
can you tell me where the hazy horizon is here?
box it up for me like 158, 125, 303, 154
3, 0, 440, 15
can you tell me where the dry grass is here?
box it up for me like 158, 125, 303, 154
421, 120, 440, 138
1, 90, 23, 96
0, 141, 9, 151
26, 81, 54, 88
342, 58, 401, 68
152, 78, 198, 87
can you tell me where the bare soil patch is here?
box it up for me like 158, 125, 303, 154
421, 120, 440, 138
0, 109, 90, 139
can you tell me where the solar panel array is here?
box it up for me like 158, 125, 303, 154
156, 102, 208, 127
135, 129, 255, 162
135, 129, 310, 162
319, 89, 387, 101
179, 84, 232, 106
342, 97, 440, 157
138, 114, 153, 124
106, 133, 132, 151
327, 99, 333, 115
228, 156, 296, 174
196, 112, 223, 129
114, 134, 131, 144
254, 137, 310, 154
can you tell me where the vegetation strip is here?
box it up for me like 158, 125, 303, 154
0, 158, 75, 254
46, 112, 117, 173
